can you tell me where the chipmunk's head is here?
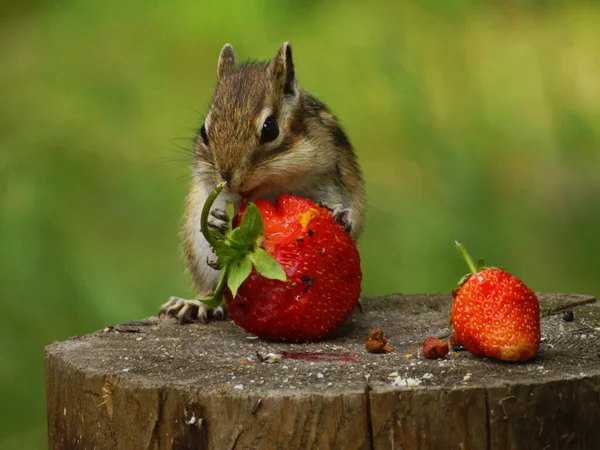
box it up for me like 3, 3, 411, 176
193, 42, 318, 199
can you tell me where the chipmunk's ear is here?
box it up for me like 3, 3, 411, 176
272, 42, 296, 96
217, 44, 236, 79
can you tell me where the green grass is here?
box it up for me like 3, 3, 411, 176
1, 1, 600, 447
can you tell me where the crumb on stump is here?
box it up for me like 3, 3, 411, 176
423, 337, 449, 359
365, 328, 392, 353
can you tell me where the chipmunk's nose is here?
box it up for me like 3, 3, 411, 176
220, 169, 233, 185
218, 167, 243, 192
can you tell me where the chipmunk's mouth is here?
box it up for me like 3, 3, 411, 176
240, 186, 285, 205
239, 180, 278, 200
239, 187, 262, 201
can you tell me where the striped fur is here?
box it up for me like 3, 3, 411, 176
185, 42, 366, 297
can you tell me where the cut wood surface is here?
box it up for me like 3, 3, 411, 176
45, 293, 600, 450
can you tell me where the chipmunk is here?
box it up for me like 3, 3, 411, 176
160, 42, 366, 323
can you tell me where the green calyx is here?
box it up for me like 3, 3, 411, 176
199, 183, 287, 308
455, 241, 486, 286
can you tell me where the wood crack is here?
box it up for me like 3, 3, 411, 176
148, 388, 166, 449
485, 389, 491, 450
541, 294, 596, 316
229, 426, 243, 450
364, 375, 375, 449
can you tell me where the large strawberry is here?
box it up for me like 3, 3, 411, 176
451, 242, 540, 362
199, 183, 362, 342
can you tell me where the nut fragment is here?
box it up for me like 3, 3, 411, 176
423, 337, 449, 359
365, 329, 392, 353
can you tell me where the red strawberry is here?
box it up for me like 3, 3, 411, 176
451, 242, 540, 362
198, 183, 362, 342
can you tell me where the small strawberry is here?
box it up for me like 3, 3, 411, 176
199, 183, 362, 342
451, 242, 540, 362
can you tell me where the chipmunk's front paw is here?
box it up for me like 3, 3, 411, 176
319, 203, 355, 234
158, 297, 227, 324
208, 209, 228, 234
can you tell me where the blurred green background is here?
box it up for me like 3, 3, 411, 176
1, 0, 599, 447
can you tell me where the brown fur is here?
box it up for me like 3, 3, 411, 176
186, 42, 366, 296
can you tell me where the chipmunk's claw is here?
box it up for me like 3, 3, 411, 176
208, 209, 228, 234
212, 306, 226, 320
206, 257, 221, 270
159, 297, 226, 324
159, 297, 228, 324
319, 202, 354, 234
159, 297, 209, 323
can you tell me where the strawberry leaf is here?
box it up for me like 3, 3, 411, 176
476, 257, 485, 271
251, 248, 287, 281
225, 201, 235, 234
200, 268, 229, 309
458, 273, 473, 287
214, 245, 239, 266
227, 227, 242, 246
207, 229, 225, 246
198, 183, 287, 306
227, 255, 253, 298
238, 203, 264, 245
201, 294, 224, 309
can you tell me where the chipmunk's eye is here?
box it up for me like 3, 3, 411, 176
260, 116, 279, 144
200, 124, 209, 146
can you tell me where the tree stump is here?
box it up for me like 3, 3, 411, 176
45, 293, 600, 450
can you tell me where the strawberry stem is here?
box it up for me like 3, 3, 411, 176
455, 241, 479, 275
197, 182, 286, 309
200, 181, 227, 247
201, 269, 229, 309
198, 181, 228, 308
